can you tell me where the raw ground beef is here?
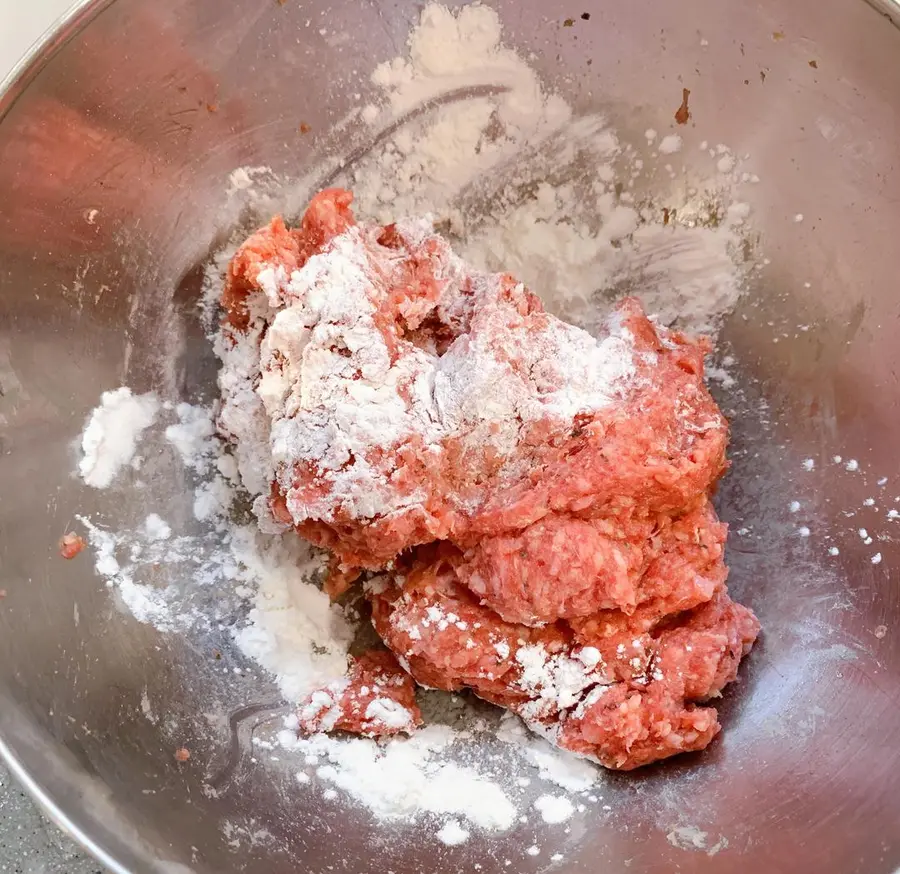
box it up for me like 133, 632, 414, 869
297, 651, 421, 738
220, 188, 759, 770
368, 543, 757, 770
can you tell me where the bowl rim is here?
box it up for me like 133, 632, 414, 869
0, 11, 132, 872
872, 0, 900, 25
0, 0, 113, 121
0, 734, 132, 874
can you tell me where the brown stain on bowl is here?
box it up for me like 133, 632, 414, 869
675, 87, 691, 124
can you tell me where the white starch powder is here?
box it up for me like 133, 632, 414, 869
78, 387, 159, 488
280, 724, 517, 833
534, 794, 576, 825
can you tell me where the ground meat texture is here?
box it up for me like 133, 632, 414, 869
458, 312, 728, 539
555, 684, 720, 771
455, 500, 726, 626
221, 190, 727, 580
220, 188, 760, 770
368, 545, 615, 718
555, 594, 759, 770
456, 514, 651, 626
369, 543, 758, 768
651, 591, 760, 700
297, 651, 421, 738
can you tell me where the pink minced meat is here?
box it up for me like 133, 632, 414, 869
560, 594, 760, 769
456, 499, 727, 626
297, 651, 422, 738
368, 544, 758, 770
221, 188, 759, 768
223, 189, 727, 580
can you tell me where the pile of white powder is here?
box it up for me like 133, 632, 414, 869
224, 3, 752, 339
364, 5, 750, 335
78, 388, 160, 489
71, 0, 762, 851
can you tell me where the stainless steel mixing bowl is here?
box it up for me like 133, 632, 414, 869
2, 0, 900, 871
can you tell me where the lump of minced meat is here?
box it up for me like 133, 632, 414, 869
220, 188, 760, 769
297, 651, 421, 738
369, 550, 758, 770
455, 500, 727, 626
559, 593, 760, 769
222, 190, 727, 579
368, 544, 601, 716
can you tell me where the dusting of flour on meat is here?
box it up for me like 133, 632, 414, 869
233, 213, 640, 530
218, 185, 758, 773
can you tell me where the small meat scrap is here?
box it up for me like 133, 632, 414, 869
59, 532, 86, 559
298, 651, 421, 737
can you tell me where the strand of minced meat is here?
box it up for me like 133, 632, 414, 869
219, 188, 759, 768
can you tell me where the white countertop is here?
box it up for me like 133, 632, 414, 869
1, 0, 75, 81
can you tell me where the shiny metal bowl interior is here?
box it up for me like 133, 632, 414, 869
2, 0, 900, 872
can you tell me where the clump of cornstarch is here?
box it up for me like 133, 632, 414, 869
143, 513, 172, 541
164, 402, 218, 472
78, 387, 159, 488
230, 527, 354, 702
278, 724, 518, 832
658, 134, 682, 154
534, 794, 575, 824
436, 819, 470, 846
